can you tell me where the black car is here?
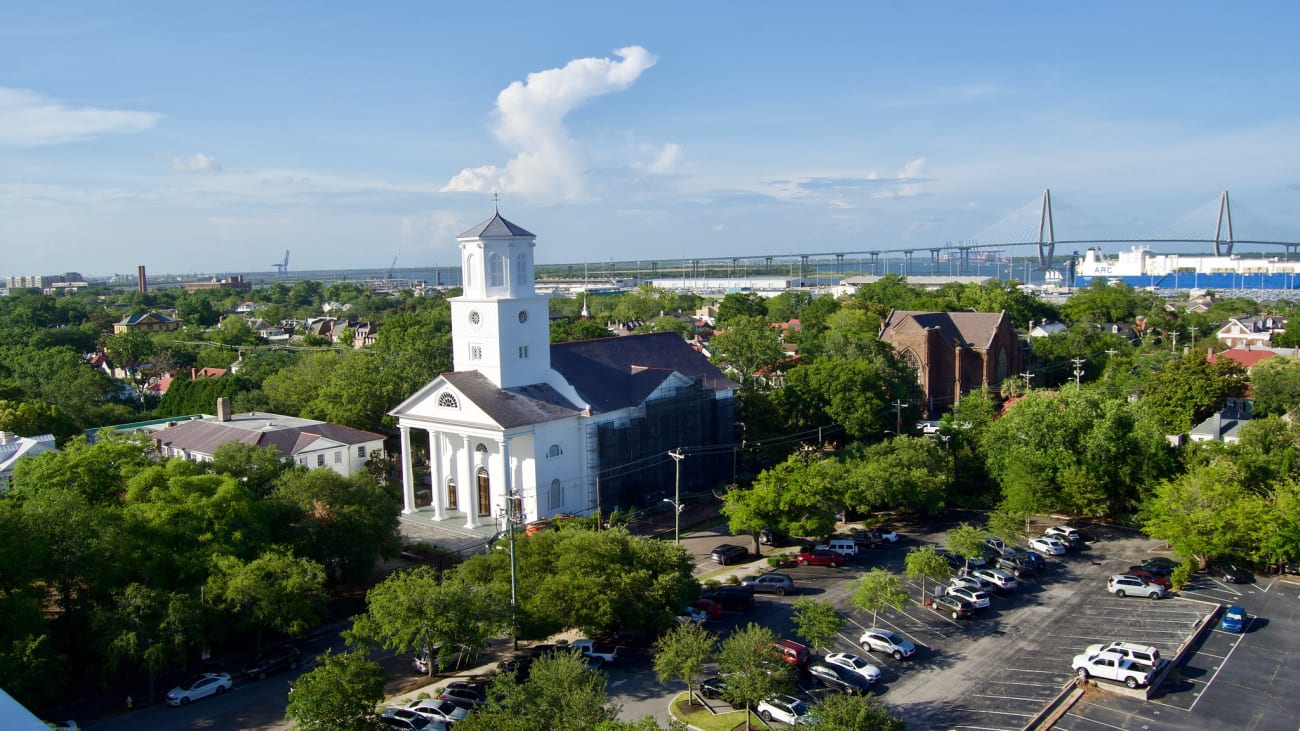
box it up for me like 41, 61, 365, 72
994, 555, 1035, 578
930, 593, 974, 619
1208, 562, 1254, 584
241, 644, 301, 680
1139, 557, 1180, 577
701, 585, 755, 612
710, 544, 750, 565
809, 663, 873, 695
699, 675, 730, 700
440, 679, 488, 709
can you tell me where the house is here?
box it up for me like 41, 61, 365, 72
389, 213, 737, 531
1207, 347, 1278, 373
878, 309, 1023, 418
1216, 315, 1288, 350
151, 398, 385, 477
1027, 321, 1068, 339
113, 311, 181, 334
0, 432, 57, 492
1189, 398, 1252, 444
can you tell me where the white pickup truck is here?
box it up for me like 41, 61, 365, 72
569, 638, 618, 663
1072, 650, 1153, 689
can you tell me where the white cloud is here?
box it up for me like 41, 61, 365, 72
171, 153, 222, 173
442, 46, 659, 201
0, 87, 159, 146
871, 158, 927, 198
644, 143, 682, 174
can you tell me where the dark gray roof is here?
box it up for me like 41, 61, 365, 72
881, 310, 1009, 350
152, 418, 384, 458
442, 371, 581, 428
550, 331, 737, 413
458, 212, 535, 239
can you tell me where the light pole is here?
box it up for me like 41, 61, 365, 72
667, 449, 685, 543
499, 494, 521, 650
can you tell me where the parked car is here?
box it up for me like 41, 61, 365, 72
414, 644, 474, 674
994, 554, 1036, 578
678, 606, 708, 625
946, 585, 991, 609
809, 663, 873, 694
241, 644, 301, 680
929, 593, 974, 619
693, 598, 724, 619
1072, 651, 1153, 689
1124, 568, 1172, 590
710, 543, 749, 565
756, 694, 812, 726
1043, 525, 1081, 542
1084, 641, 1161, 669
1107, 574, 1166, 599
405, 698, 469, 724
1028, 536, 1067, 556
773, 639, 811, 667
949, 574, 994, 593
698, 675, 730, 700
379, 708, 437, 730
701, 585, 755, 612
824, 652, 881, 683
795, 549, 844, 567
742, 572, 795, 596
1137, 557, 1180, 577
1010, 549, 1045, 571
1208, 562, 1254, 584
971, 567, 1018, 592
439, 680, 488, 709
859, 628, 916, 660
165, 673, 233, 706
1220, 605, 1247, 633
569, 638, 618, 663
984, 536, 1005, 552
942, 550, 986, 571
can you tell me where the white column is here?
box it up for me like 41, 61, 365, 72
429, 429, 445, 521
399, 425, 416, 514
498, 437, 514, 521
461, 435, 477, 529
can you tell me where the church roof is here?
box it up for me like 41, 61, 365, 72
551, 331, 737, 413
458, 212, 535, 239
881, 310, 1009, 350
442, 371, 582, 427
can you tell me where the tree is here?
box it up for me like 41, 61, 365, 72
93, 583, 201, 699
807, 692, 906, 730
270, 468, 401, 584
210, 442, 290, 499
285, 649, 386, 731
551, 318, 615, 343
775, 345, 913, 439
903, 546, 951, 604
1142, 460, 1267, 565
1247, 356, 1300, 416
791, 598, 843, 654
985, 509, 1030, 547
720, 455, 842, 554
347, 567, 507, 677
652, 621, 715, 702
946, 523, 986, 565
707, 316, 784, 388
453, 650, 621, 731
101, 330, 157, 379
715, 623, 795, 730
716, 292, 768, 325
840, 436, 950, 516
205, 550, 326, 651
850, 569, 909, 627
1140, 350, 1248, 433
211, 315, 260, 347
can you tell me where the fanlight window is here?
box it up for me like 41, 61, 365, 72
437, 392, 459, 408
547, 444, 563, 458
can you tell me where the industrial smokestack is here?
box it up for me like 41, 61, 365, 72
216, 397, 231, 422
137, 265, 147, 293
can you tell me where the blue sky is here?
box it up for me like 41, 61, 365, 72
3, 2, 1299, 278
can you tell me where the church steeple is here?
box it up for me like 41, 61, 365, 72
449, 212, 550, 388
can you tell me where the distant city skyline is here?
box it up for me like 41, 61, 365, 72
3, 2, 1299, 277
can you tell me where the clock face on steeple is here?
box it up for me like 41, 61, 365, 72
517, 309, 529, 323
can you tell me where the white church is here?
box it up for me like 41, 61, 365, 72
390, 212, 737, 531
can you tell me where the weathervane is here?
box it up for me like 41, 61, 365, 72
491, 192, 501, 212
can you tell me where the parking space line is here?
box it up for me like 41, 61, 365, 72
1186, 623, 1247, 713
969, 692, 1047, 703
1062, 711, 1130, 730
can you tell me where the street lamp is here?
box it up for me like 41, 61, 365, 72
662, 498, 684, 543
667, 449, 685, 543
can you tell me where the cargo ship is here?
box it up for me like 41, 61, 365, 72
1073, 246, 1300, 290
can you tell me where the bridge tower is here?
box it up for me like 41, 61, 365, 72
1214, 190, 1234, 256
1037, 188, 1055, 268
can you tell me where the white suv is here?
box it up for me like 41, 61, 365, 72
971, 567, 1018, 591
1107, 574, 1166, 599
756, 695, 811, 725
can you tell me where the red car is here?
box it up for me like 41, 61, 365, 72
693, 598, 724, 619
796, 549, 844, 567
1125, 568, 1172, 590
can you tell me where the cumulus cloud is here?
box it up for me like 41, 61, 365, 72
0, 87, 159, 146
442, 46, 659, 201
641, 143, 682, 174
171, 153, 222, 173
870, 158, 928, 198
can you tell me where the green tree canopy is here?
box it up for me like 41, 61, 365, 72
840, 436, 950, 515
205, 549, 326, 651
721, 455, 842, 551
850, 568, 909, 627
285, 649, 386, 731
651, 621, 715, 701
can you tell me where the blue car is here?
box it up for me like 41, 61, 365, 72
1220, 605, 1247, 633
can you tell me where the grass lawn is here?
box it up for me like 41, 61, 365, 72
667, 692, 770, 731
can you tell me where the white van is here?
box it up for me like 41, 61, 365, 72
817, 539, 859, 557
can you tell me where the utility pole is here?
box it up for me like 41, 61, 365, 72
668, 449, 685, 543
1189, 326, 1198, 349
1020, 371, 1034, 391
501, 494, 521, 650
892, 400, 905, 434
1071, 357, 1086, 387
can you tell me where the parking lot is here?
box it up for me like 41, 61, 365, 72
679, 518, 1218, 730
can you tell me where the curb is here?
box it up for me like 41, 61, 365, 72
1022, 680, 1085, 731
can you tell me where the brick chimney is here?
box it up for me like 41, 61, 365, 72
216, 397, 231, 423
137, 265, 147, 293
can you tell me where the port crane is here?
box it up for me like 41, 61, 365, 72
272, 250, 289, 275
